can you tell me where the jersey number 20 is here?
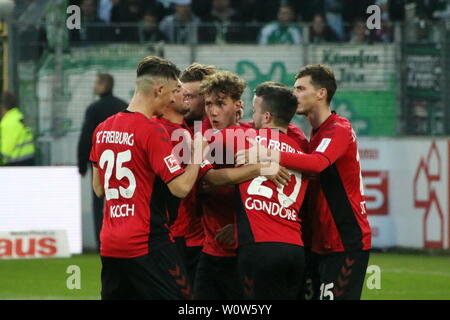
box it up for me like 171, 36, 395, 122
247, 171, 302, 208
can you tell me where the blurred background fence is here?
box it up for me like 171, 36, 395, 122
2, 0, 450, 166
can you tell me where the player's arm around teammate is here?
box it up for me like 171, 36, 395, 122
237, 65, 371, 301
89, 56, 210, 300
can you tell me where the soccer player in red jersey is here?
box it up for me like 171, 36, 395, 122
238, 81, 309, 152
193, 71, 266, 300
202, 81, 309, 154
153, 71, 214, 290
90, 56, 203, 300
237, 64, 372, 300
178, 63, 218, 285
210, 85, 309, 299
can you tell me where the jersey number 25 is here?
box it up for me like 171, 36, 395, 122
99, 149, 136, 200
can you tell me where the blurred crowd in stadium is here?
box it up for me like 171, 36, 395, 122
62, 0, 449, 46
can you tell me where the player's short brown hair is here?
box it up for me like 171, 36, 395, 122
180, 63, 218, 83
295, 64, 337, 104
199, 70, 246, 101
254, 85, 297, 127
255, 81, 285, 89
97, 73, 114, 93
136, 56, 180, 80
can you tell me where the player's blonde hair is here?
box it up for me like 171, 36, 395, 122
199, 70, 246, 101
180, 63, 218, 83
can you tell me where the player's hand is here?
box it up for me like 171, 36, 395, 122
198, 180, 215, 194
235, 137, 279, 165
215, 224, 235, 247
264, 164, 291, 188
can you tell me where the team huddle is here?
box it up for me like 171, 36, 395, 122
89, 56, 372, 300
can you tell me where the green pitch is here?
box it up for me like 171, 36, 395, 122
0, 252, 449, 300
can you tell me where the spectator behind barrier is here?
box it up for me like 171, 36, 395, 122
372, 0, 392, 43
309, 14, 340, 43
348, 19, 372, 44
69, 0, 109, 45
159, 0, 201, 44
258, 4, 302, 45
200, 0, 248, 44
139, 10, 167, 43
110, 0, 144, 42
324, 0, 345, 41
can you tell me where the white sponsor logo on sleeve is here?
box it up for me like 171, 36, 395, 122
164, 154, 181, 173
200, 159, 211, 168
316, 138, 332, 153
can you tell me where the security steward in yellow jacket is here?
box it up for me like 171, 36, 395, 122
0, 91, 35, 166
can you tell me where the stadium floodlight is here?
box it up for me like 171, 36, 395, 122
0, 0, 14, 20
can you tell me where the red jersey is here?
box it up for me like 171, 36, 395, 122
234, 128, 309, 247
200, 122, 238, 257
202, 117, 309, 151
89, 111, 185, 258
282, 112, 372, 254
240, 120, 309, 152
180, 184, 205, 247
153, 116, 211, 242
199, 118, 309, 255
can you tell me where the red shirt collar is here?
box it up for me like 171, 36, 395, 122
311, 111, 337, 136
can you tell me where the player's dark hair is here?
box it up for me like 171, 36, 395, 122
1, 91, 18, 110
257, 81, 285, 88
180, 63, 218, 83
295, 64, 337, 104
97, 73, 114, 93
136, 56, 180, 80
199, 70, 246, 101
254, 85, 297, 127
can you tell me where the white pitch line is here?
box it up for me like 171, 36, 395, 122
381, 268, 450, 278
3, 296, 100, 300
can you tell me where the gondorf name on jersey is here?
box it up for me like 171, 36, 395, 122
245, 197, 297, 221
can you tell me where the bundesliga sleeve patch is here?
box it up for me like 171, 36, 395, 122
200, 159, 211, 168
164, 154, 182, 173
316, 138, 332, 153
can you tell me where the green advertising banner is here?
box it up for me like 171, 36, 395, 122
30, 44, 398, 137
195, 45, 398, 136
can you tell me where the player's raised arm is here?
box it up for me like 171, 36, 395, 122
166, 131, 208, 198
236, 136, 340, 174
202, 164, 260, 186
202, 163, 290, 188
166, 163, 200, 198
